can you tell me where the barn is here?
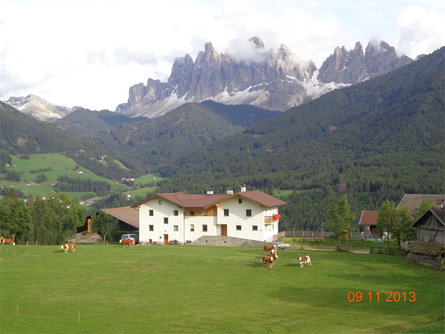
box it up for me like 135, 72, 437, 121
411, 207, 444, 245
82, 207, 139, 233
407, 207, 445, 270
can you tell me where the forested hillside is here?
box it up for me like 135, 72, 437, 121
87, 103, 246, 168
0, 102, 146, 179
55, 108, 146, 137
158, 47, 445, 231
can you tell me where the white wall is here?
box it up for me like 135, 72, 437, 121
217, 197, 275, 242
139, 198, 184, 244
139, 195, 281, 243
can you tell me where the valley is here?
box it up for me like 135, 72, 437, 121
1, 43, 443, 233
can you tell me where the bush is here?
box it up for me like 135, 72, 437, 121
5, 171, 21, 181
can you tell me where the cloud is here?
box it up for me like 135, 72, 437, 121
225, 37, 269, 64
0, 0, 444, 110
395, 5, 445, 58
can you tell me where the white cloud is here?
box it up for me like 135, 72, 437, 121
0, 0, 444, 110
396, 5, 445, 58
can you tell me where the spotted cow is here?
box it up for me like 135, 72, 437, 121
299, 255, 311, 268
61, 243, 76, 253
262, 252, 278, 268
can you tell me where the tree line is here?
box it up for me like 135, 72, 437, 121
0, 189, 86, 245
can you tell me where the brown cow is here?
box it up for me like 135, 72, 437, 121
264, 244, 276, 253
119, 238, 135, 247
61, 243, 76, 253
262, 252, 278, 268
2, 237, 15, 245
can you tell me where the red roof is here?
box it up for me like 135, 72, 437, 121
225, 190, 287, 208
359, 210, 379, 225
137, 190, 286, 209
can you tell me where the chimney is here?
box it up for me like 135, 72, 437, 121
207, 189, 214, 195
240, 184, 247, 192
226, 188, 233, 195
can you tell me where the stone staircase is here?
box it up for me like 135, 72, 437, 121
192, 236, 265, 247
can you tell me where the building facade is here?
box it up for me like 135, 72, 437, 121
137, 188, 286, 244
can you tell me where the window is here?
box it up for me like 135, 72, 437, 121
238, 198, 242, 204
149, 210, 154, 216
173, 210, 178, 216
164, 217, 168, 224
202, 224, 208, 232
224, 209, 229, 216
173, 225, 178, 231
246, 209, 252, 217
190, 224, 195, 232
252, 225, 258, 231
190, 210, 195, 216
236, 225, 242, 231
149, 225, 154, 231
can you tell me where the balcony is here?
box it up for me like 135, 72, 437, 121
264, 214, 281, 224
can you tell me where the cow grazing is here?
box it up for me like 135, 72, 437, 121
299, 255, 311, 268
264, 244, 276, 253
119, 238, 135, 247
262, 252, 278, 268
61, 243, 76, 253
1, 237, 15, 245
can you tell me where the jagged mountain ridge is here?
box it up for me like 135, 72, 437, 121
116, 38, 413, 118
318, 40, 412, 83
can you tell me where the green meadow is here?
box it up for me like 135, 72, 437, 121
1, 154, 165, 200
0, 245, 443, 334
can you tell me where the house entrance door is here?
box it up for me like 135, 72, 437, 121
163, 234, 168, 245
221, 225, 227, 237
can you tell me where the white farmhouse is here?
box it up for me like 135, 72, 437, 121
137, 186, 286, 244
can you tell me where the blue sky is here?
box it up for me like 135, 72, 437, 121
0, 0, 444, 110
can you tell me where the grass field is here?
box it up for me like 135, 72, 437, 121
1, 154, 131, 198
0, 245, 443, 334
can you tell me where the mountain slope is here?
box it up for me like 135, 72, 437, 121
89, 102, 246, 167
0, 102, 146, 179
159, 47, 445, 229
55, 108, 146, 137
164, 47, 444, 177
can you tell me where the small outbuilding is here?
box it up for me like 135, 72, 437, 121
411, 207, 444, 245
83, 207, 139, 233
359, 210, 379, 238
406, 207, 445, 270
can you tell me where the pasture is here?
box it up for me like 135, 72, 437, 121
0, 245, 443, 334
2, 153, 130, 198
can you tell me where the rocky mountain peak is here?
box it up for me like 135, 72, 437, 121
4, 94, 72, 121
353, 41, 363, 53
318, 40, 412, 84
249, 36, 265, 49
116, 38, 413, 118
